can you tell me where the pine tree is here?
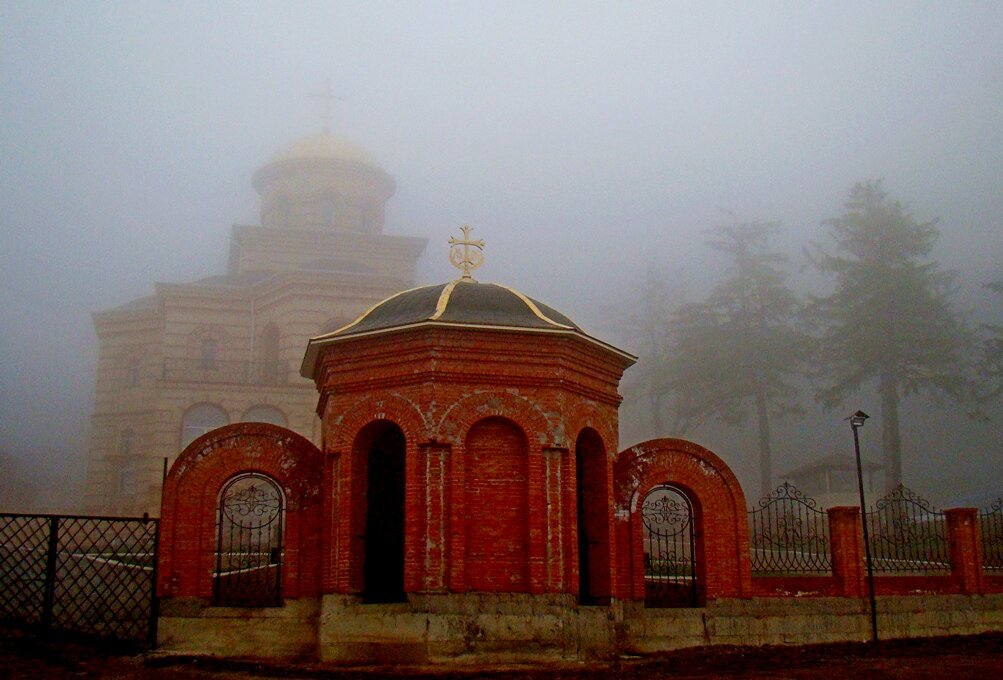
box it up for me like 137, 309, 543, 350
806, 180, 973, 490
663, 222, 807, 497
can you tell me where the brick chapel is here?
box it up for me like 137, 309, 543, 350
156, 226, 764, 661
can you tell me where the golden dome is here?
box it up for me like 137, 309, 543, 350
272, 132, 376, 166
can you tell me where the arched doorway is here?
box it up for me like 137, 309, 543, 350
356, 421, 406, 603
576, 428, 610, 604
213, 472, 284, 607
641, 484, 698, 607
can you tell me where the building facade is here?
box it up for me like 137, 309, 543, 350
84, 133, 427, 515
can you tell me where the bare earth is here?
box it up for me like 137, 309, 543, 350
3, 626, 1003, 679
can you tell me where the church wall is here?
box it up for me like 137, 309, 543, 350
316, 326, 627, 600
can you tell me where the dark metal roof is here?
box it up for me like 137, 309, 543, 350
327, 281, 581, 338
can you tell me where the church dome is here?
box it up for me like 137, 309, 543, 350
300, 278, 634, 379
272, 132, 376, 166
330, 280, 581, 338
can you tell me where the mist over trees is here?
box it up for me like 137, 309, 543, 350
631, 180, 987, 501
805, 180, 974, 492
654, 222, 807, 498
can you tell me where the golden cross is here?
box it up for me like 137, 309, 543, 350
310, 78, 342, 134
448, 225, 485, 280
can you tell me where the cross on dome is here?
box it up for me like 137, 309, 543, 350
448, 226, 485, 280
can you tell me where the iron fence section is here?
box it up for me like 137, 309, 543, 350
0, 512, 159, 643
979, 498, 1003, 571
748, 482, 832, 575
865, 485, 950, 574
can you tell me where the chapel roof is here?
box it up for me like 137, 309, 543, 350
299, 278, 635, 379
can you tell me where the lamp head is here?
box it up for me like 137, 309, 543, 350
847, 410, 869, 428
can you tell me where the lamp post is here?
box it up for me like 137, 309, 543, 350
848, 409, 878, 642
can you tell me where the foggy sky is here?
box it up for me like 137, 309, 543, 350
2, 2, 1001, 506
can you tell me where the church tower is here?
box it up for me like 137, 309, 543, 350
84, 131, 426, 516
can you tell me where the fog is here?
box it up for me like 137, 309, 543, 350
2, 2, 1001, 509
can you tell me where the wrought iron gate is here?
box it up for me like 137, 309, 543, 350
213, 472, 284, 606
0, 512, 159, 643
641, 484, 698, 607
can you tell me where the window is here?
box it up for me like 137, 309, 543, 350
241, 405, 287, 427
319, 194, 336, 225
200, 339, 218, 370
118, 428, 134, 456
117, 466, 137, 495
181, 403, 228, 448
127, 356, 141, 387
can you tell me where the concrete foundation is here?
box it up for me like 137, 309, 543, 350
156, 593, 1003, 663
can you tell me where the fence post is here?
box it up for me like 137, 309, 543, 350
828, 506, 865, 597
945, 508, 982, 595
39, 515, 60, 632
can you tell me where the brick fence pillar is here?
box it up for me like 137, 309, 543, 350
946, 508, 983, 595
828, 506, 865, 598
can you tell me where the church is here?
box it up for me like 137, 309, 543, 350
84, 130, 426, 515
91, 127, 1000, 662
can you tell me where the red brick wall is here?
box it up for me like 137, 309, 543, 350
464, 417, 530, 592
613, 438, 752, 602
157, 423, 323, 600
315, 326, 630, 598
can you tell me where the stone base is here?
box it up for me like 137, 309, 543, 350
156, 593, 1003, 663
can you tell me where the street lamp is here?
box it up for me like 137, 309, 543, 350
847, 409, 878, 642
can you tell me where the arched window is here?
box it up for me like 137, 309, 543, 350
117, 464, 137, 495
200, 338, 218, 370
241, 405, 287, 427
126, 356, 141, 387
271, 194, 291, 227
180, 403, 228, 448
259, 324, 281, 385
118, 428, 135, 456
319, 193, 336, 225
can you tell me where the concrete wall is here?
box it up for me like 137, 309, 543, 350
157, 593, 1003, 663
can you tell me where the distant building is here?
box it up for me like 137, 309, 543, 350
84, 132, 426, 515
779, 452, 883, 508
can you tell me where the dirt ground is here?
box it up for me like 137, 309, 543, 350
3, 626, 1003, 679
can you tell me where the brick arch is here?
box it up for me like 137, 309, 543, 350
435, 391, 555, 447
324, 392, 429, 453
158, 423, 324, 602
612, 438, 752, 602
565, 400, 618, 458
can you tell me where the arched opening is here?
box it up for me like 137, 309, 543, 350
213, 472, 284, 607
576, 428, 610, 604
241, 405, 287, 427
180, 403, 228, 448
641, 484, 699, 607
465, 417, 529, 592
353, 421, 406, 603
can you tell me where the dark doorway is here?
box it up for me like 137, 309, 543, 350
362, 423, 406, 602
576, 429, 610, 604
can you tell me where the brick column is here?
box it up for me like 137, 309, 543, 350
543, 447, 567, 591
946, 508, 983, 595
828, 506, 865, 597
418, 444, 450, 591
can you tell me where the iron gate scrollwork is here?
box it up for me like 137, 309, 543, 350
980, 498, 1003, 571
748, 482, 831, 575
641, 484, 698, 607
214, 473, 284, 606
866, 485, 949, 574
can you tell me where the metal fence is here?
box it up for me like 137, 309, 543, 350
865, 485, 950, 574
980, 498, 1003, 571
748, 482, 832, 575
0, 512, 159, 644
